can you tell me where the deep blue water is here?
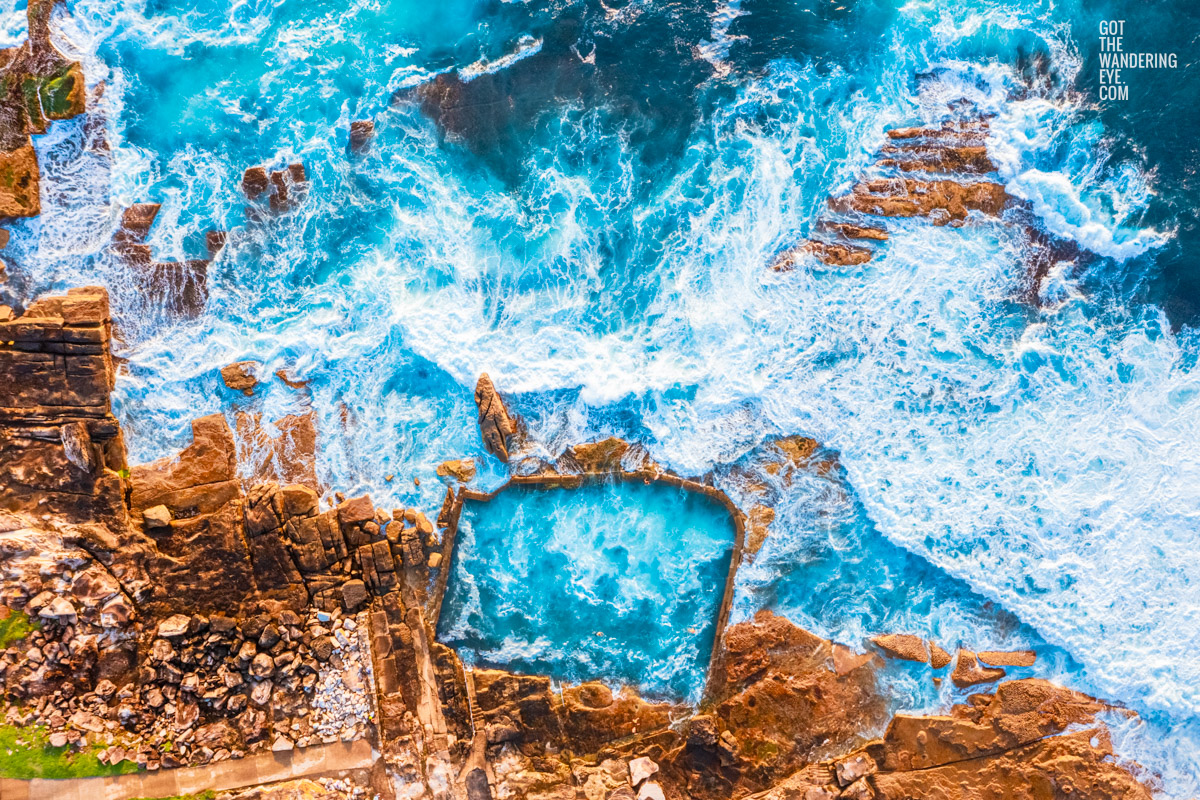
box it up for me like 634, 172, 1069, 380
4, 0, 1200, 792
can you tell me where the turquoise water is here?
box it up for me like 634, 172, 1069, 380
437, 481, 735, 701
4, 0, 1200, 791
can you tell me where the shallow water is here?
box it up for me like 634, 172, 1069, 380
4, 0, 1200, 792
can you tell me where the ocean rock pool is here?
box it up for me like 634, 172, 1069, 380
436, 479, 737, 702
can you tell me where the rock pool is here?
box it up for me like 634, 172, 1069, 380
437, 480, 737, 702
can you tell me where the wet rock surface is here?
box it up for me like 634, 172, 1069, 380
0, 1, 87, 219
0, 288, 1159, 799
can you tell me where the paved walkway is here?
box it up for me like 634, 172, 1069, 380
0, 739, 376, 800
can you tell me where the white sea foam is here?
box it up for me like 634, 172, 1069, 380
7, 0, 1200, 790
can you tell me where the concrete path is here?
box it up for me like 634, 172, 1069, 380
0, 738, 376, 800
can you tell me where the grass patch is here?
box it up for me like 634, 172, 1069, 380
130, 792, 215, 800
0, 723, 140, 779
0, 609, 38, 648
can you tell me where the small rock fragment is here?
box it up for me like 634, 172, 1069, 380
143, 504, 172, 529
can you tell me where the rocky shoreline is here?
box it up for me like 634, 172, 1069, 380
0, 285, 1159, 799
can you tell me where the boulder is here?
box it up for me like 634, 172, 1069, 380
629, 757, 659, 787
869, 634, 928, 663
437, 458, 477, 482
349, 119, 375, 154
242, 167, 269, 200
928, 640, 952, 669
474, 373, 516, 462
143, 504, 172, 529
341, 579, 368, 612
220, 361, 259, 395
156, 614, 192, 638
977, 649, 1036, 667
636, 783, 665, 800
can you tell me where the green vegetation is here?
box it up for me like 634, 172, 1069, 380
0, 609, 38, 648
38, 64, 82, 119
130, 792, 215, 800
0, 723, 139, 779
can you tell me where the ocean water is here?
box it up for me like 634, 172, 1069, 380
3, 0, 1200, 793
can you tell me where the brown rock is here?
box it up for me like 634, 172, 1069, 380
772, 240, 873, 270
130, 415, 236, 511
60, 420, 96, 472
0, 144, 41, 218
951, 650, 1006, 688
978, 649, 1036, 667
870, 634, 929, 663
474, 373, 516, 462
570, 438, 630, 472
142, 504, 171, 529
116, 204, 161, 243
832, 178, 1008, 225
437, 458, 476, 482
705, 611, 886, 795
242, 166, 269, 200
205, 230, 227, 256
220, 361, 259, 394
873, 728, 1149, 800
349, 119, 375, 154
928, 640, 952, 669
819, 222, 889, 241
280, 483, 319, 518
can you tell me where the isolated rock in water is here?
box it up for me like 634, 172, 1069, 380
437, 458, 477, 482
142, 504, 172, 529
871, 634, 929, 663
475, 373, 516, 462
221, 361, 259, 394
772, 240, 874, 270
242, 166, 269, 200
928, 640, 952, 669
349, 119, 376, 154
951, 649, 1006, 687
206, 229, 227, 256
978, 649, 1037, 667
831, 178, 1008, 225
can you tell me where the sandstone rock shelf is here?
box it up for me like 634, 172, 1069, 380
0, 287, 1159, 800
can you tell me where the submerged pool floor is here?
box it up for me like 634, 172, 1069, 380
436, 480, 737, 701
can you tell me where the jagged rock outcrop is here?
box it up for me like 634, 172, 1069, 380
474, 372, 516, 462
690, 610, 885, 798
771, 114, 1010, 269
0, 288, 128, 526
0, 0, 87, 219
242, 162, 309, 213
236, 410, 320, 491
112, 203, 211, 317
